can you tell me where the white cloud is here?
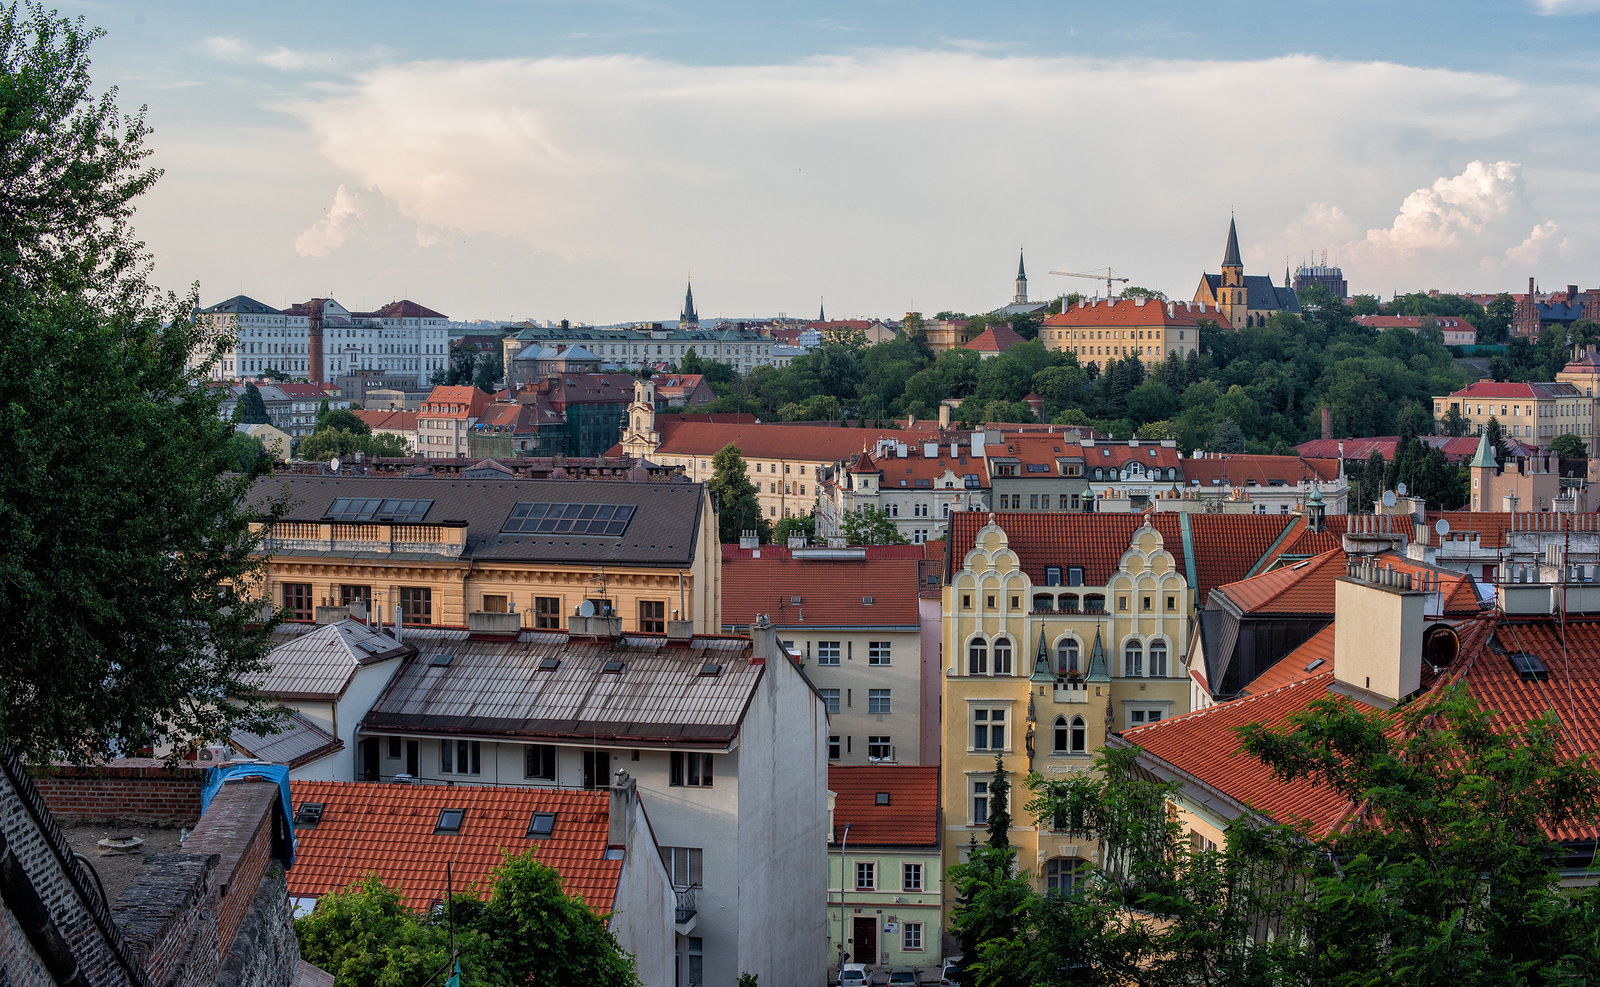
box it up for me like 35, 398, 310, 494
140, 48, 1600, 318
202, 36, 335, 72
1504, 221, 1562, 267
1531, 0, 1600, 13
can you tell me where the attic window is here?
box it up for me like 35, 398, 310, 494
700, 662, 723, 676
1508, 651, 1549, 681
430, 652, 453, 667
538, 657, 561, 671
862, 596, 874, 605
1304, 658, 1326, 672
294, 802, 325, 828
790, 596, 803, 604
526, 812, 557, 838
602, 660, 626, 674
1026, 464, 1049, 473
874, 792, 890, 806
325, 497, 434, 523
434, 808, 465, 834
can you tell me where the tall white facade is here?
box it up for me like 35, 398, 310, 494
193, 295, 449, 386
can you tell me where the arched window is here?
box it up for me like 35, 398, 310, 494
969, 638, 988, 676
993, 637, 1013, 675
1053, 715, 1069, 753
1070, 715, 1087, 753
1094, 468, 1102, 480
1124, 642, 1143, 677
1045, 858, 1084, 895
1149, 640, 1168, 678
1057, 639, 1080, 675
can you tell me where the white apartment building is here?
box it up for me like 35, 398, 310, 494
193, 295, 450, 387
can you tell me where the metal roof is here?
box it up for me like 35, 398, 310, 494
230, 710, 344, 768
255, 620, 411, 700
360, 628, 764, 748
248, 476, 708, 568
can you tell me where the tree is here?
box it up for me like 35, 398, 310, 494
318, 408, 369, 436
1485, 415, 1509, 467
1484, 292, 1516, 345
295, 876, 488, 987
678, 347, 704, 374
236, 382, 271, 424
707, 443, 770, 544
949, 757, 1029, 987
1550, 432, 1587, 461
773, 511, 815, 545
0, 5, 283, 762
1121, 286, 1166, 300
472, 352, 499, 393
1440, 405, 1470, 437
472, 851, 641, 987
840, 506, 909, 546
1209, 417, 1245, 454
228, 431, 269, 472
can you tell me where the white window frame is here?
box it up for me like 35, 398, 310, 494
867, 689, 891, 715
868, 641, 892, 665
816, 641, 842, 666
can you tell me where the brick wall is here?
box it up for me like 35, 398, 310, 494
181, 782, 279, 959
31, 762, 205, 828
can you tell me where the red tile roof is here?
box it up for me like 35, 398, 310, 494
828, 765, 939, 847
720, 544, 932, 561
1423, 511, 1514, 548
287, 782, 621, 913
1181, 454, 1339, 486
373, 299, 448, 320
1295, 436, 1538, 463
721, 558, 920, 628
1355, 315, 1473, 330
1123, 673, 1355, 835
421, 386, 492, 418
962, 324, 1026, 354
355, 409, 418, 431
1447, 381, 1564, 399
1220, 547, 1482, 617
947, 512, 1295, 600
650, 421, 934, 464
1043, 299, 1224, 329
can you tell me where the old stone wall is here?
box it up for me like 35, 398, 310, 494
215, 866, 299, 987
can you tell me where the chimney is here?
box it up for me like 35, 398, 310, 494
1321, 406, 1332, 441
751, 613, 777, 666
1334, 561, 1425, 707
939, 404, 951, 428
608, 769, 636, 848
393, 603, 403, 643
1569, 284, 1579, 300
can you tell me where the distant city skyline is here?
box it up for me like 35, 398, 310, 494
70, 1, 1600, 322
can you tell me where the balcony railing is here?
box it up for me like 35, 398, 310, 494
674, 884, 699, 924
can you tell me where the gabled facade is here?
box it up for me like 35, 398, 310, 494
417, 385, 494, 458
827, 765, 942, 970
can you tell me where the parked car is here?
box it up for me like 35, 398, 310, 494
840, 964, 870, 987
940, 958, 962, 985
888, 969, 918, 986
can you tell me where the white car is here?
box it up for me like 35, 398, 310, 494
840, 964, 870, 987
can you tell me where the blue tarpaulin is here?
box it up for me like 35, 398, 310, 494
201, 762, 296, 868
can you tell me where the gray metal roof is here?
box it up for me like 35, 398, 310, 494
1200, 274, 1303, 315
231, 710, 343, 767
248, 476, 707, 568
255, 620, 411, 700
199, 294, 283, 315
360, 628, 763, 748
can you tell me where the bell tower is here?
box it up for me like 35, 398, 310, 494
1013, 248, 1028, 305
1220, 217, 1246, 329
621, 377, 661, 458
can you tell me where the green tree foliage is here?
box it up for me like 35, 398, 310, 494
472, 353, 500, 393
299, 429, 411, 463
236, 382, 271, 424
228, 431, 269, 471
444, 346, 480, 386
1440, 405, 1470, 437
840, 506, 909, 545
1483, 292, 1516, 345
1209, 417, 1245, 454
296, 853, 641, 987
318, 408, 369, 436
955, 693, 1600, 987
1550, 432, 1587, 461
708, 443, 771, 544
773, 511, 816, 544
1484, 415, 1510, 467
949, 757, 1029, 986
678, 346, 704, 374
1352, 448, 1388, 513
1121, 286, 1165, 300
0, 4, 284, 762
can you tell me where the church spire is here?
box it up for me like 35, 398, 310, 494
819, 296, 825, 322
1222, 216, 1243, 268
1013, 248, 1028, 305
681, 278, 698, 325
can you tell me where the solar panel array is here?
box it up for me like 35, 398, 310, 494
325, 498, 434, 523
502, 502, 636, 537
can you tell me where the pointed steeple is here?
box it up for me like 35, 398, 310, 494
1470, 430, 1498, 470
1017, 248, 1027, 281
1086, 628, 1110, 682
681, 279, 698, 325
1013, 248, 1029, 305
1030, 627, 1054, 682
1222, 216, 1243, 268
819, 297, 825, 322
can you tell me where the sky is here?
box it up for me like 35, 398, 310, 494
66, 1, 1600, 323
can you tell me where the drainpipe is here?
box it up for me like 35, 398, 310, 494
838, 822, 851, 971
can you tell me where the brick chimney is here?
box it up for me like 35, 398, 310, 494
1320, 406, 1332, 441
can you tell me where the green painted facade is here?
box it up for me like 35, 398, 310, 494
827, 846, 943, 970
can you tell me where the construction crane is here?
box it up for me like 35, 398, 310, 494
1049, 266, 1130, 298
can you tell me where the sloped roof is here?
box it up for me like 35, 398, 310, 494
1355, 315, 1474, 330
1043, 299, 1220, 328
231, 710, 343, 768
200, 295, 282, 315
1240, 624, 1336, 695
649, 421, 926, 464
947, 512, 1293, 600
828, 765, 939, 847
354, 410, 418, 431
359, 628, 766, 747
1294, 436, 1539, 464
1447, 381, 1566, 399
722, 558, 920, 629
255, 620, 411, 700
1214, 550, 1349, 615
1199, 274, 1302, 314
373, 300, 448, 320
249, 476, 707, 569
287, 782, 621, 912
1181, 454, 1339, 487
962, 324, 1026, 353
1257, 514, 1350, 567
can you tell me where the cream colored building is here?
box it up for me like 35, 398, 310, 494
941, 513, 1194, 896
1435, 379, 1590, 450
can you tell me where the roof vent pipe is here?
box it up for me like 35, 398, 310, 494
394, 603, 403, 643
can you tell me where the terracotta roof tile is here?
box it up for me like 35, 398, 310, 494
651, 421, 940, 464
355, 409, 418, 431
962, 324, 1026, 353
1180, 454, 1340, 486
721, 558, 920, 629
1215, 550, 1348, 614
1042, 299, 1222, 328
287, 782, 620, 912
828, 765, 939, 847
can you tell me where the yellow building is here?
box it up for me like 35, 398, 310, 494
1434, 379, 1589, 450
1191, 218, 1303, 329
941, 513, 1194, 895
244, 473, 722, 634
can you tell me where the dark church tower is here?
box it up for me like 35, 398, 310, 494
681, 280, 698, 326
1219, 217, 1246, 329
1014, 249, 1028, 305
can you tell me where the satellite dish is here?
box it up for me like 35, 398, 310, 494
1396, 482, 1408, 496
578, 599, 596, 618
1436, 519, 1451, 537
1382, 490, 1397, 507
329, 457, 340, 472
